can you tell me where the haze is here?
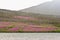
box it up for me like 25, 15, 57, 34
21, 0, 60, 15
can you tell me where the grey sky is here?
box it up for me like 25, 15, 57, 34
0, 0, 52, 10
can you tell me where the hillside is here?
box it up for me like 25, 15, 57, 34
0, 9, 60, 32
20, 0, 60, 15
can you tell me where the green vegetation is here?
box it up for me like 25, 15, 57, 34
0, 10, 60, 27
51, 22, 60, 27
0, 9, 60, 32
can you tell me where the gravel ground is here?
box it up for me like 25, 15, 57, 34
0, 33, 60, 40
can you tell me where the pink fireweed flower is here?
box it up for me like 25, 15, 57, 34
8, 27, 20, 31
0, 22, 11, 24
0, 26, 7, 28
14, 16, 38, 20
0, 22, 12, 28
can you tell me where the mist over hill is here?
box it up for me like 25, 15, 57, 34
20, 0, 60, 15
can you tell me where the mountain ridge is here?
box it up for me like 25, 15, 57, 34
20, 0, 60, 15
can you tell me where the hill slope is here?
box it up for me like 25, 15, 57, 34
20, 0, 60, 15
0, 9, 60, 32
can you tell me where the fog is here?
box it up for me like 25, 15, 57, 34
21, 0, 60, 15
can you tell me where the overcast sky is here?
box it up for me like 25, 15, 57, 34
0, 0, 52, 10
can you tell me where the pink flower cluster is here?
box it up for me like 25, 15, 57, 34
14, 16, 38, 20
8, 27, 20, 31
0, 22, 11, 28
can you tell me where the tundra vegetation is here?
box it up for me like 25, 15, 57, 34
0, 9, 60, 32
